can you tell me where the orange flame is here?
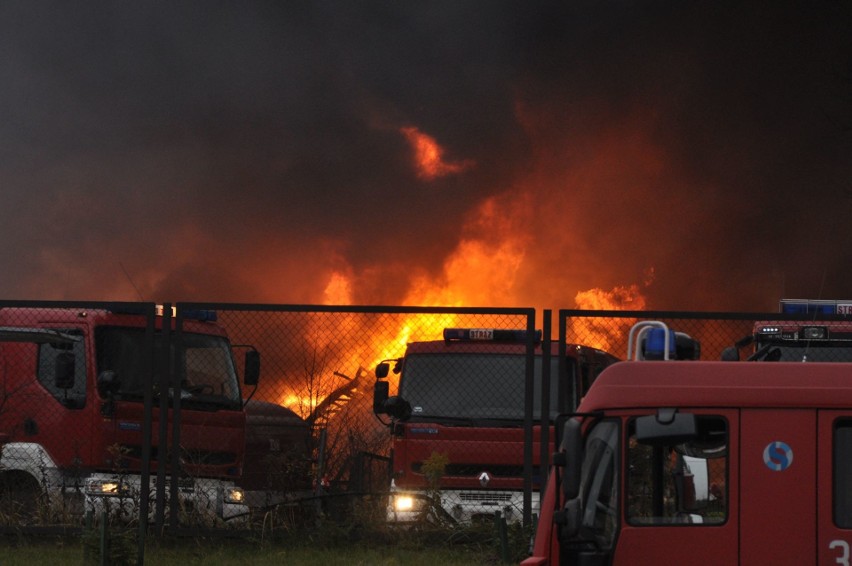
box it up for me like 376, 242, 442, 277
575, 284, 647, 311
571, 282, 650, 353
323, 271, 353, 305
276, 175, 652, 413
400, 126, 475, 180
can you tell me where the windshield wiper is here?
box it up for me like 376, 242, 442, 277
409, 414, 477, 426
409, 414, 525, 427
747, 345, 782, 361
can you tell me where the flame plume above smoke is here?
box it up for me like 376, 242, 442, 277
400, 126, 475, 181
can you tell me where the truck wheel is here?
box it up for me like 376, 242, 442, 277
0, 471, 42, 521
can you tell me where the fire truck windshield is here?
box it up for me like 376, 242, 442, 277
96, 327, 242, 408
398, 353, 567, 421
752, 341, 852, 362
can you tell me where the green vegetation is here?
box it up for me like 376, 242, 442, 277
1, 526, 525, 565
1, 472, 534, 565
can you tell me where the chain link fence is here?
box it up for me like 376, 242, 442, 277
196, 305, 535, 529
560, 308, 852, 362
2, 300, 849, 548
560, 309, 757, 361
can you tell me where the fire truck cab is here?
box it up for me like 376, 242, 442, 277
526, 325, 852, 565
374, 327, 618, 525
723, 299, 852, 362
0, 306, 259, 523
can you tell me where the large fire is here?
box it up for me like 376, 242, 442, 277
276, 125, 652, 416
279, 256, 650, 417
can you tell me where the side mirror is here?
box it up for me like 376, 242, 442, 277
556, 498, 582, 540
561, 418, 582, 499
54, 352, 76, 390
244, 350, 260, 386
376, 362, 390, 379
374, 380, 389, 413
97, 370, 121, 398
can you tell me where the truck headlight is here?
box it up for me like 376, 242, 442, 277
86, 479, 129, 497
223, 486, 245, 504
393, 494, 415, 512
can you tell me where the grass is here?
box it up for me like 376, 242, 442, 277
0, 536, 508, 565
0, 511, 532, 565
0, 495, 533, 565
151, 544, 500, 565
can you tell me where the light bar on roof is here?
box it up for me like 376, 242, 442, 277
152, 305, 217, 322
780, 299, 852, 315
109, 304, 217, 321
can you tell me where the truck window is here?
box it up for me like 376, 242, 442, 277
835, 421, 852, 527
578, 419, 620, 549
37, 329, 86, 409
627, 415, 727, 525
96, 327, 242, 407
399, 353, 569, 420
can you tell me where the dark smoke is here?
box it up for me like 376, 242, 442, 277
1, 1, 850, 311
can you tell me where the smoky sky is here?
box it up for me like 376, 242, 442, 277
1, 1, 850, 311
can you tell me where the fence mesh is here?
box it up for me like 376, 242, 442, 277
191, 305, 534, 528
1, 300, 849, 542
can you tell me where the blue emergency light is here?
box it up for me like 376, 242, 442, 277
443, 328, 542, 342
180, 309, 218, 322
633, 324, 701, 360
643, 328, 675, 360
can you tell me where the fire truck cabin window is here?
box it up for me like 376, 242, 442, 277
834, 420, 852, 527
37, 330, 86, 409
627, 415, 727, 525
399, 353, 568, 420
579, 420, 619, 550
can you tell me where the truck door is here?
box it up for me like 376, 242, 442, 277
740, 409, 817, 565
818, 411, 852, 565
614, 410, 738, 565
24, 330, 96, 468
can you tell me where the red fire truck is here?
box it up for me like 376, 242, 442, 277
0, 306, 258, 523
723, 299, 852, 362
373, 327, 618, 524
525, 321, 852, 565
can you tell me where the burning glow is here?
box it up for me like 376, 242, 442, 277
571, 283, 649, 352
404, 195, 529, 307
282, 394, 314, 418
278, 311, 462, 418
276, 189, 534, 413
274, 149, 658, 416
400, 126, 475, 180
323, 271, 353, 305
575, 284, 647, 311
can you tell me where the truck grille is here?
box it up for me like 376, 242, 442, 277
121, 445, 238, 466
459, 492, 513, 502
